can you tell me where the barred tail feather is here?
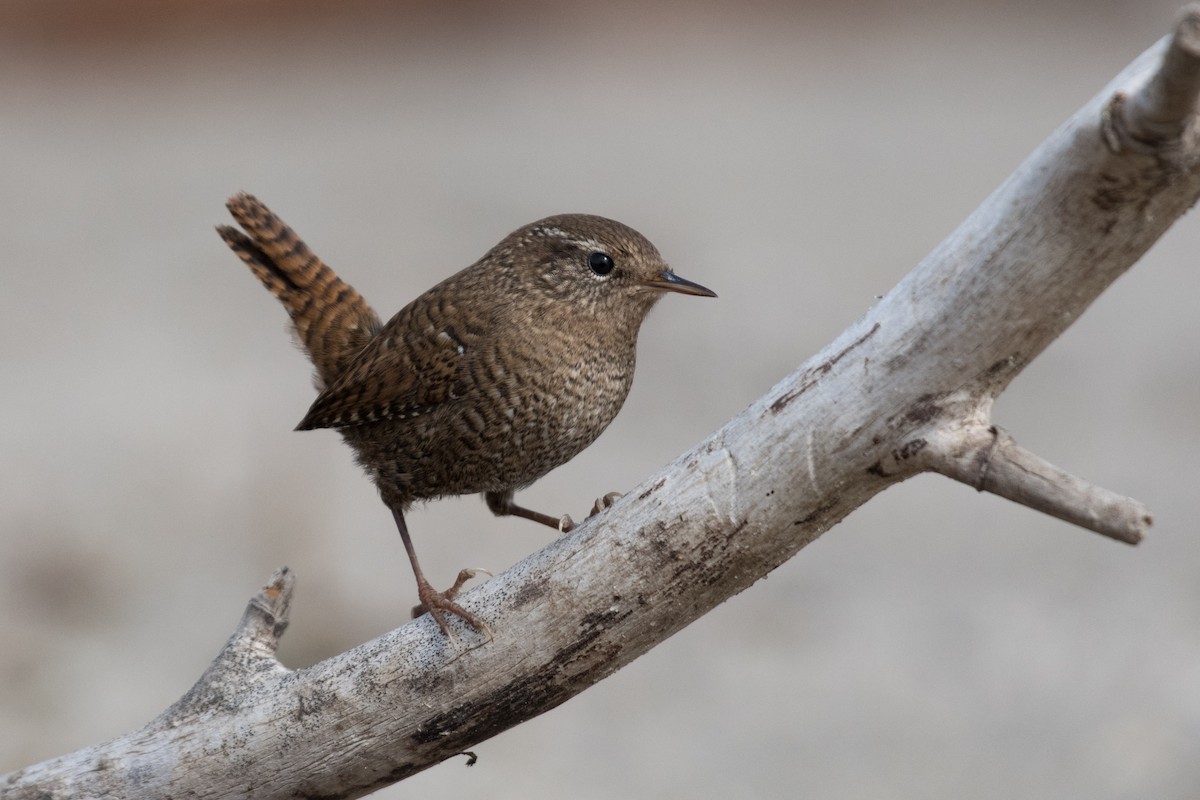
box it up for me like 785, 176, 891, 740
218, 193, 382, 388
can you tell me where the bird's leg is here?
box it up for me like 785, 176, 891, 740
391, 507, 492, 641
485, 490, 625, 533
485, 490, 576, 532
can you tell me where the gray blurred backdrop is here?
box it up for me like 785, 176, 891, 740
2, 1, 1198, 798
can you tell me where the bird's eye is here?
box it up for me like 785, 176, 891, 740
588, 251, 615, 277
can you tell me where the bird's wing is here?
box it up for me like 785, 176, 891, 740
294, 300, 478, 431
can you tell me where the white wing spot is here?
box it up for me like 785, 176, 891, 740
437, 329, 467, 356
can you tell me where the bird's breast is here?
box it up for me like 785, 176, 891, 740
347, 316, 639, 503
473, 340, 636, 486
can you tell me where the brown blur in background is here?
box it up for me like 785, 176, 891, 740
2, 1, 1199, 797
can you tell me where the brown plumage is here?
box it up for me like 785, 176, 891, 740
218, 193, 715, 639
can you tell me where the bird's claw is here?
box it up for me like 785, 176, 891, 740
444, 567, 493, 601
557, 492, 621, 533
411, 571, 494, 643
590, 491, 624, 517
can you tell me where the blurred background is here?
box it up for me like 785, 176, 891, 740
2, 0, 1198, 797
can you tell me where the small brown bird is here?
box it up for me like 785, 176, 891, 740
218, 194, 714, 639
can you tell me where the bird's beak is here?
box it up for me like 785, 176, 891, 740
644, 270, 717, 298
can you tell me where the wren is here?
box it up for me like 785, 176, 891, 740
218, 193, 715, 639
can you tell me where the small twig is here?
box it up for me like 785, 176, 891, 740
924, 425, 1149, 545
211, 565, 295, 666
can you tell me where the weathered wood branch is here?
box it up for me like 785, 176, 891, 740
6, 6, 1200, 799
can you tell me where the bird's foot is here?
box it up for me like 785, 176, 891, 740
590, 491, 624, 517
411, 569, 494, 642
557, 492, 623, 533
